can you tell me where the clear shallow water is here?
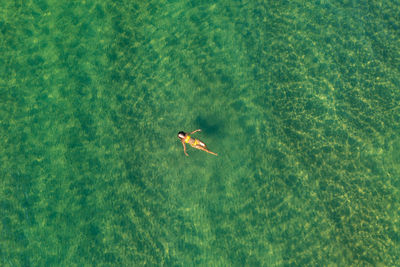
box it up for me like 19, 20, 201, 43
1, 0, 399, 266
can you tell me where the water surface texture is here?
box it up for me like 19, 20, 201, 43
1, 0, 399, 266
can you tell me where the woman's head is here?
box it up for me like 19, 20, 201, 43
177, 131, 186, 139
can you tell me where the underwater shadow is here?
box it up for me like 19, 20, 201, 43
195, 115, 224, 136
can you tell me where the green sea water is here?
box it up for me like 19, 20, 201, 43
1, 0, 399, 266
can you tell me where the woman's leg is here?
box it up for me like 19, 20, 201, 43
196, 145, 218, 156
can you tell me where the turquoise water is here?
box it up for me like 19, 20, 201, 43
1, 0, 399, 266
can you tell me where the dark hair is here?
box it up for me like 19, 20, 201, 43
178, 131, 186, 138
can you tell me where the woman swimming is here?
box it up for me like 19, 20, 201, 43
177, 129, 218, 156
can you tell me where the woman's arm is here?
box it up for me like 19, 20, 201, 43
190, 129, 201, 134
181, 141, 189, 156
